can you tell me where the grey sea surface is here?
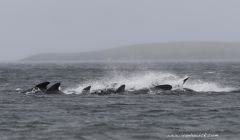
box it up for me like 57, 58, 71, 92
0, 62, 240, 140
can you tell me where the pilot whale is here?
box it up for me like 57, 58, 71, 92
21, 81, 50, 94
22, 82, 97, 95
152, 76, 195, 92
20, 76, 194, 95
152, 84, 173, 91
82, 86, 91, 94
22, 82, 64, 94
35, 81, 50, 91
91, 84, 126, 95
133, 76, 194, 93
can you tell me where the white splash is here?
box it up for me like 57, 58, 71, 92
64, 71, 235, 94
184, 80, 235, 92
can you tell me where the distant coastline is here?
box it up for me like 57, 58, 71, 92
22, 42, 240, 62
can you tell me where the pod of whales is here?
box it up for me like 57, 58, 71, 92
21, 77, 194, 95
22, 82, 63, 94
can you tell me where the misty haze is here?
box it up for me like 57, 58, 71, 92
1, 1, 240, 140
0, 0, 240, 61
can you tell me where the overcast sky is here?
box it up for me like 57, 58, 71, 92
0, 0, 240, 61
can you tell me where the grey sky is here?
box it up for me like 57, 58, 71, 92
0, 0, 240, 61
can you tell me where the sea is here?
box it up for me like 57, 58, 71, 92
0, 62, 240, 140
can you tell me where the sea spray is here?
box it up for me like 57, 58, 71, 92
64, 71, 235, 94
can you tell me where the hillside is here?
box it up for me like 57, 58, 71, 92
22, 42, 240, 62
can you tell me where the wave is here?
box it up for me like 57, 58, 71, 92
64, 71, 236, 94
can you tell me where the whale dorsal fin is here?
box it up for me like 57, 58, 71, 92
116, 85, 125, 93
183, 76, 190, 86
83, 86, 91, 91
35, 81, 50, 91
46, 83, 61, 93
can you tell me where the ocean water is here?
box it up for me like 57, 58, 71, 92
0, 62, 240, 140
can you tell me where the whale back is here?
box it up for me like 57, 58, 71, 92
154, 84, 172, 91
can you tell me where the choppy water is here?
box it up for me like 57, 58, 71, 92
0, 62, 240, 140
